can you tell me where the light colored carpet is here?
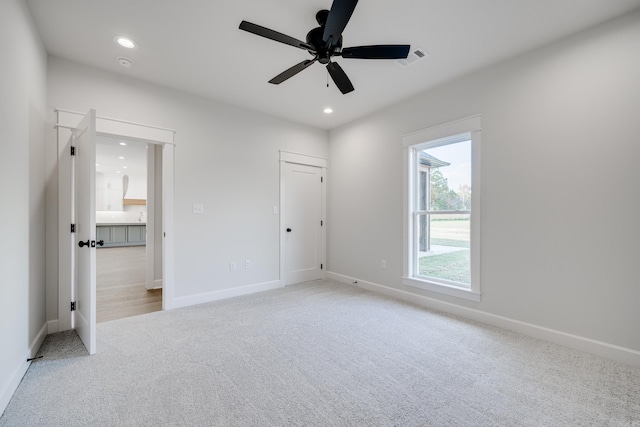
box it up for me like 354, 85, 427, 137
1, 280, 639, 426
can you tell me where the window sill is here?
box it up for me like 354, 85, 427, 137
402, 277, 481, 302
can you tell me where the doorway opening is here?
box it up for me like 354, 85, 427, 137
95, 136, 162, 322
56, 108, 175, 354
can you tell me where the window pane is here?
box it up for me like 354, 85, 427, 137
417, 213, 470, 285
419, 140, 471, 211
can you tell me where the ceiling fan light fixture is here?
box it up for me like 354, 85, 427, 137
324, 107, 334, 114
113, 36, 137, 49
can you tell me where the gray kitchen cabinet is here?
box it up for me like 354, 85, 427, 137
112, 226, 127, 243
127, 225, 146, 245
96, 226, 112, 244
96, 224, 146, 247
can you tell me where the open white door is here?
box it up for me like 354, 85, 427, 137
57, 108, 176, 328
74, 110, 97, 354
283, 162, 324, 285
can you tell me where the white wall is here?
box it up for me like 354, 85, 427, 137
0, 0, 48, 414
328, 10, 640, 357
45, 56, 328, 320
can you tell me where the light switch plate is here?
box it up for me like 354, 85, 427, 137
193, 203, 204, 214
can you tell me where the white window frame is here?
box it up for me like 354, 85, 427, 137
402, 115, 481, 302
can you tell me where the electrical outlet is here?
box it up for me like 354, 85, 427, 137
381, 260, 387, 270
245, 260, 251, 269
229, 262, 237, 271
193, 203, 204, 214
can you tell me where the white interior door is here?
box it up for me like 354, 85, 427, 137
74, 110, 97, 354
283, 162, 324, 285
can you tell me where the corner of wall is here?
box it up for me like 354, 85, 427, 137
0, 322, 47, 416
326, 271, 640, 369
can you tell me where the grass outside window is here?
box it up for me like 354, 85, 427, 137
418, 218, 470, 285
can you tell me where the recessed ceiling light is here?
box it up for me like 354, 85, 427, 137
118, 156, 125, 160
117, 57, 133, 68
123, 166, 128, 169
324, 107, 333, 114
119, 142, 127, 146
113, 36, 137, 49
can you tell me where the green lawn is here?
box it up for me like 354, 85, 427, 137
419, 218, 470, 284
430, 218, 470, 243
430, 238, 470, 248
419, 249, 470, 284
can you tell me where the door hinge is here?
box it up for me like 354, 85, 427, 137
71, 224, 75, 233
70, 301, 76, 311
321, 220, 323, 226
70, 146, 76, 156
321, 177, 323, 183
321, 264, 323, 270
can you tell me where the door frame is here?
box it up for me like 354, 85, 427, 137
56, 108, 176, 335
279, 150, 327, 286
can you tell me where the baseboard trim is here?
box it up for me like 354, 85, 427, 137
146, 279, 163, 290
30, 323, 48, 359
0, 323, 47, 415
0, 360, 28, 417
170, 280, 282, 310
47, 319, 59, 334
327, 272, 640, 368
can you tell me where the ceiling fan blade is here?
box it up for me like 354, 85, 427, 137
269, 59, 317, 85
341, 45, 411, 59
239, 21, 315, 51
326, 62, 354, 94
322, 0, 359, 46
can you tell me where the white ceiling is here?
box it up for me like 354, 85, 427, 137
26, 0, 640, 130
96, 136, 147, 177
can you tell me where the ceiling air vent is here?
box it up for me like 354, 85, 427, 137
396, 48, 428, 68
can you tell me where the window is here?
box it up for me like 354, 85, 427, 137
403, 116, 481, 301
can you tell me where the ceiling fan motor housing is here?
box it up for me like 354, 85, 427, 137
316, 9, 330, 26
307, 24, 342, 64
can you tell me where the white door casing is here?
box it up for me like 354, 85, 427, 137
146, 143, 163, 290
74, 109, 97, 354
56, 108, 176, 333
279, 151, 327, 286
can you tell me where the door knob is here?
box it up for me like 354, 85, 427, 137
286, 228, 292, 232
78, 240, 90, 248
97, 240, 104, 247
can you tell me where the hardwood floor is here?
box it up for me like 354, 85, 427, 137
96, 246, 162, 323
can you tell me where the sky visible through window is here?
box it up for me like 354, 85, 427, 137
421, 140, 471, 193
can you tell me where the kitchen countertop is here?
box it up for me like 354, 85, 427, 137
96, 222, 147, 226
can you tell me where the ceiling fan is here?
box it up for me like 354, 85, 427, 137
239, 0, 410, 94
